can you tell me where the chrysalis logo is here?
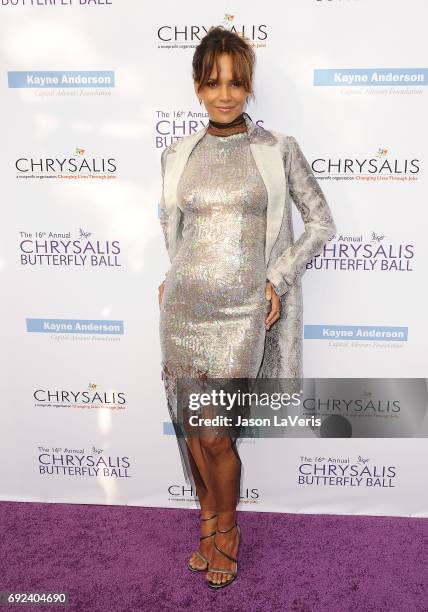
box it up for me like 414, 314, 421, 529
19, 228, 122, 268
297, 457, 398, 489
15, 148, 118, 176
306, 231, 415, 272
157, 20, 268, 44
299, 379, 427, 437
312, 149, 420, 177
38, 447, 131, 479
33, 384, 127, 411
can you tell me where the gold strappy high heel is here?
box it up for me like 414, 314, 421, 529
207, 522, 241, 589
187, 513, 218, 572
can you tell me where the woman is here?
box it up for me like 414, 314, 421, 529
158, 26, 336, 589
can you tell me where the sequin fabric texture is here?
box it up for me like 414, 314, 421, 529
159, 129, 270, 481
160, 129, 270, 378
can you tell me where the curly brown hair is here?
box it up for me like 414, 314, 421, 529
192, 26, 256, 103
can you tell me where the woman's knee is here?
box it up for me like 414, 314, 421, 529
199, 434, 230, 455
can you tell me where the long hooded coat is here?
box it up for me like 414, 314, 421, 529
159, 112, 337, 379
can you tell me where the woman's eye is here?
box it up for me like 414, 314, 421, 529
206, 81, 242, 88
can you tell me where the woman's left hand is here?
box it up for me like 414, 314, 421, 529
265, 281, 281, 330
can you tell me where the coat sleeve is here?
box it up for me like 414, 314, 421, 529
159, 146, 170, 257
266, 135, 337, 297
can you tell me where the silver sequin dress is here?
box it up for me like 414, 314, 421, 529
159, 129, 270, 486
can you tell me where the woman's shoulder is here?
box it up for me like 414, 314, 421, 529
160, 141, 178, 168
268, 128, 297, 148
160, 127, 203, 161
263, 128, 299, 161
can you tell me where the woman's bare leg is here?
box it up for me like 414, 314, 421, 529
183, 393, 242, 582
198, 435, 241, 585
186, 437, 218, 570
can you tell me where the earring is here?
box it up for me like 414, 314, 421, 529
199, 98, 202, 105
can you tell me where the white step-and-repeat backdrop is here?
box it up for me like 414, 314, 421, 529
1, 1, 427, 517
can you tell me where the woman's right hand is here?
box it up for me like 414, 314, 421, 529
158, 280, 165, 308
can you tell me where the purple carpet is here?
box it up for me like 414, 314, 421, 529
0, 502, 427, 612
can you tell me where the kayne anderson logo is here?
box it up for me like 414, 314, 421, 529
8, 70, 114, 88
15, 147, 117, 180
7, 70, 114, 97
305, 325, 407, 351
19, 228, 121, 267
158, 14, 268, 49
26, 318, 124, 343
307, 231, 415, 272
315, 68, 427, 86
314, 148, 421, 181
314, 68, 427, 92
34, 383, 126, 411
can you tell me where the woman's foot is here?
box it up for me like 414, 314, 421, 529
206, 523, 240, 587
188, 514, 218, 571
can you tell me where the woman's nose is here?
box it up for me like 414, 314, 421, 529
218, 85, 231, 100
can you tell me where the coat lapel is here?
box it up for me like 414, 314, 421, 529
163, 112, 286, 265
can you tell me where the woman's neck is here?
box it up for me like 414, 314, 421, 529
207, 112, 247, 136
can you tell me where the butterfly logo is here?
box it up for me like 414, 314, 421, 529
78, 228, 92, 239
357, 455, 370, 465
370, 231, 385, 243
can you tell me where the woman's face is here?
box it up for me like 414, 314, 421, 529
194, 52, 249, 123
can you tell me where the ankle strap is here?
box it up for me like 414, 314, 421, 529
201, 513, 218, 521
217, 522, 237, 534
